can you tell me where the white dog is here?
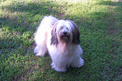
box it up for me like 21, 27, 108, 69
34, 16, 84, 72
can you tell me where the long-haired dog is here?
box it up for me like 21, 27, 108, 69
34, 16, 84, 72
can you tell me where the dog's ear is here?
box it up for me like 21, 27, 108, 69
50, 22, 59, 46
69, 20, 80, 44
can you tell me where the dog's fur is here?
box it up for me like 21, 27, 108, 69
34, 16, 84, 72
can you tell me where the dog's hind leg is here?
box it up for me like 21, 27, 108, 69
34, 29, 48, 57
34, 44, 47, 57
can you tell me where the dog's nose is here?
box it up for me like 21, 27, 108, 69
63, 32, 67, 35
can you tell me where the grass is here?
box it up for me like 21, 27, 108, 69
0, 0, 122, 81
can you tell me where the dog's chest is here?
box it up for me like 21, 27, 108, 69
57, 44, 76, 56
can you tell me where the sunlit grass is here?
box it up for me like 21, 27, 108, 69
0, 0, 122, 81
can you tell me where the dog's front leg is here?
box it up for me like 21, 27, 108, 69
51, 61, 67, 72
71, 56, 84, 68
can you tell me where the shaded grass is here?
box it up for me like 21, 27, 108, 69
0, 0, 122, 81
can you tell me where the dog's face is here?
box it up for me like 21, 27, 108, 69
56, 20, 73, 43
51, 20, 80, 45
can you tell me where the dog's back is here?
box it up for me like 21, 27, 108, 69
40, 16, 58, 29
35, 16, 58, 45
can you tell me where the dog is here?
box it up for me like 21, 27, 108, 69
34, 16, 84, 72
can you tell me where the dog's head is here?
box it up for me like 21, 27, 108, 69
51, 20, 80, 45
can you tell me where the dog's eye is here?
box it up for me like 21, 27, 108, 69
55, 28, 56, 32
60, 26, 64, 30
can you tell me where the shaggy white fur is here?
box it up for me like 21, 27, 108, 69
34, 16, 84, 72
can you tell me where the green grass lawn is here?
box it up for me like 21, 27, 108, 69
0, 0, 122, 81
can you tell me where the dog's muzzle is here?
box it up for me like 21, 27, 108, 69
63, 32, 67, 35
60, 31, 71, 43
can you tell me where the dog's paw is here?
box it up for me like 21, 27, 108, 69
35, 53, 45, 57
51, 62, 55, 68
34, 46, 47, 57
77, 58, 84, 68
54, 67, 67, 72
71, 58, 84, 68
34, 47, 39, 54
51, 62, 67, 72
